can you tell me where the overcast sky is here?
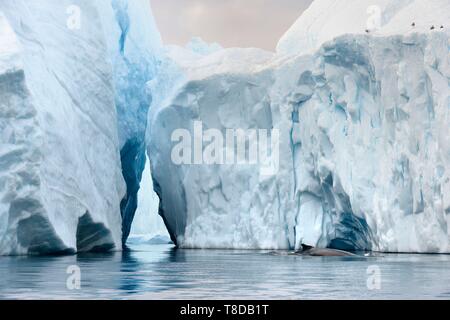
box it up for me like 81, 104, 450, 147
150, 0, 313, 51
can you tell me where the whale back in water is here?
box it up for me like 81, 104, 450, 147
297, 244, 355, 257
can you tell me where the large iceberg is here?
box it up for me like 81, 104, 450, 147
1, 0, 449, 255
148, 0, 450, 253
0, 0, 161, 255
0, 1, 123, 255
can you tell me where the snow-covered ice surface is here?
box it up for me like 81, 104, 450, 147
148, 0, 450, 252
0, 0, 162, 255
277, 0, 450, 56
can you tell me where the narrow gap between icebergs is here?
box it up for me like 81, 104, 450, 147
126, 154, 173, 246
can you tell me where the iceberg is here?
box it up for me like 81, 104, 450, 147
1, 0, 448, 255
0, 1, 124, 255
0, 0, 162, 255
148, 0, 450, 253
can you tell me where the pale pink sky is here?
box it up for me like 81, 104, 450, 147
150, 0, 313, 51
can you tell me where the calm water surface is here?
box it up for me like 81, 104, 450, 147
0, 244, 449, 299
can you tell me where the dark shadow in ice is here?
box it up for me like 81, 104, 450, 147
76, 212, 115, 253
120, 138, 147, 247
16, 204, 74, 256
328, 212, 373, 252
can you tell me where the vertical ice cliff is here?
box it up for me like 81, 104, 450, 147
276, 33, 450, 253
0, 1, 125, 255
148, 0, 450, 252
147, 45, 276, 248
0, 0, 162, 255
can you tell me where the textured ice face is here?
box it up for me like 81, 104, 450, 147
280, 33, 450, 253
148, 1, 450, 252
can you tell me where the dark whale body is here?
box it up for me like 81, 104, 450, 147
296, 244, 356, 257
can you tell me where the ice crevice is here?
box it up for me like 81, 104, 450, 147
103, 0, 163, 246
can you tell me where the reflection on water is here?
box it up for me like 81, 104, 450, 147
0, 244, 449, 299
